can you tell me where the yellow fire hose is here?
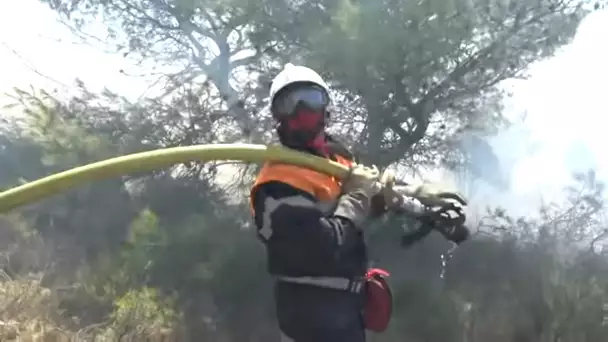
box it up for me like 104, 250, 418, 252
0, 143, 422, 213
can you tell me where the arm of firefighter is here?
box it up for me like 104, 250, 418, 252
252, 181, 366, 260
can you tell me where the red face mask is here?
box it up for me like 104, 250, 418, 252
284, 109, 328, 154
286, 109, 322, 130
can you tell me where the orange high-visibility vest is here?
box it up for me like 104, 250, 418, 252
249, 155, 353, 213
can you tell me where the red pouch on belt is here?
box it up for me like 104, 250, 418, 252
363, 268, 393, 332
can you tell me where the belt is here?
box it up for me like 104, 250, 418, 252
276, 275, 365, 293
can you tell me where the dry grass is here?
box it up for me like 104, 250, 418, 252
0, 274, 71, 341
0, 215, 182, 341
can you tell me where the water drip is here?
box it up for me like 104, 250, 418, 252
439, 242, 458, 279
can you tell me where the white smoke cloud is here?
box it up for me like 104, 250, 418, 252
479, 9, 608, 218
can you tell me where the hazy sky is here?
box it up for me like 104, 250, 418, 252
0, 0, 154, 101
1, 0, 607, 216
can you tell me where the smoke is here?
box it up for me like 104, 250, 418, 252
458, 9, 608, 219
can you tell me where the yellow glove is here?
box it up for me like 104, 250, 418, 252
340, 164, 383, 197
336, 164, 384, 223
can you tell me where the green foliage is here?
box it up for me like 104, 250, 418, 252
0, 0, 606, 340
108, 287, 180, 337
83, 209, 163, 302
251, 0, 587, 167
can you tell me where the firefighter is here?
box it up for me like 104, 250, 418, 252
249, 63, 465, 341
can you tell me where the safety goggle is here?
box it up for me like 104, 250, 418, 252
272, 86, 330, 116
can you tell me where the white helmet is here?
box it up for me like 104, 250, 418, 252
269, 63, 331, 106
